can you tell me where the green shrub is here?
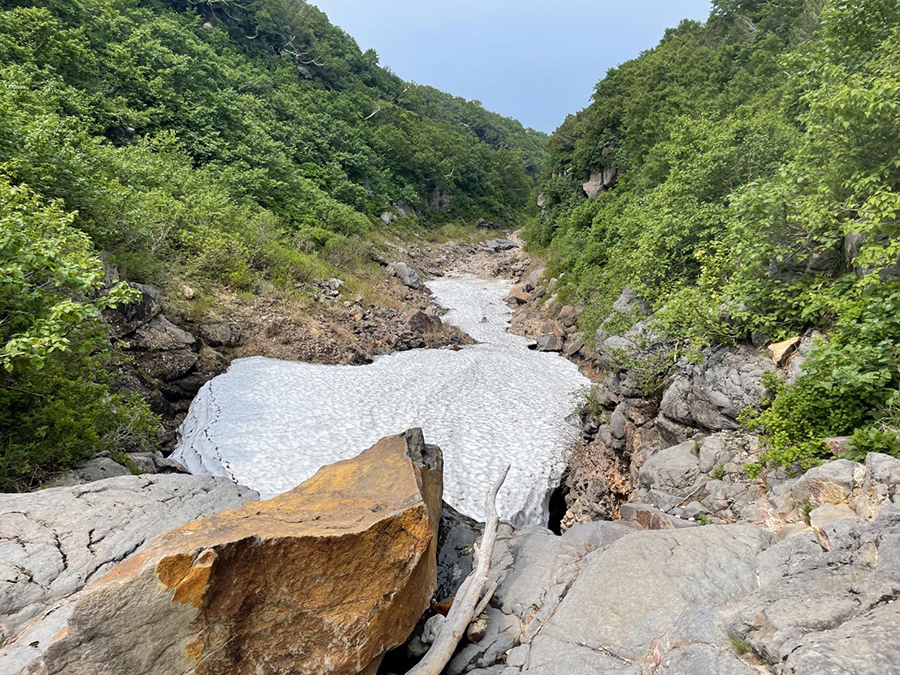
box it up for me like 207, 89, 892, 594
0, 179, 158, 489
846, 426, 900, 462
528, 0, 900, 467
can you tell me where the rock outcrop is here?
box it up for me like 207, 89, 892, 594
40, 429, 443, 675
388, 261, 423, 289
657, 346, 775, 441
436, 455, 900, 674
582, 166, 619, 198
0, 475, 257, 674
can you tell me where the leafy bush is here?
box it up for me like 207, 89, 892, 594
846, 426, 900, 461
529, 0, 900, 467
0, 178, 157, 489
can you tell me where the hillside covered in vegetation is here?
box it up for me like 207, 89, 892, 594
0, 0, 545, 488
527, 0, 900, 468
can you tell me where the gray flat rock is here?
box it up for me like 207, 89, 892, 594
638, 441, 700, 493
0, 475, 257, 672
541, 525, 771, 661
782, 603, 900, 674
658, 643, 757, 674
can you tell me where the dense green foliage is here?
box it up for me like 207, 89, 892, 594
528, 0, 900, 468
0, 0, 545, 488
0, 179, 157, 488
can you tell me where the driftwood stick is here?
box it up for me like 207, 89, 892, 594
474, 580, 498, 617
407, 465, 510, 675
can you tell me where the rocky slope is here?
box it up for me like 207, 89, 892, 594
89, 240, 480, 472
4, 233, 899, 674
416, 451, 900, 675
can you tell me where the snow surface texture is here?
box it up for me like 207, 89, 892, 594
173, 276, 589, 525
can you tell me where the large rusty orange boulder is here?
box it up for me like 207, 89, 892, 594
41, 429, 443, 675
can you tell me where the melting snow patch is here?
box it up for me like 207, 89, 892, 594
173, 275, 589, 525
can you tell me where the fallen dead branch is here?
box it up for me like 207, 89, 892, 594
407, 464, 510, 675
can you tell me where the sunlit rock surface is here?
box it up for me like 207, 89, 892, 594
173, 276, 589, 525
42, 431, 443, 675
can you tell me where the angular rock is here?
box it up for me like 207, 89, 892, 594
103, 283, 161, 338
406, 310, 443, 335
129, 315, 196, 351
557, 305, 578, 328
619, 503, 695, 530
138, 348, 198, 382
729, 509, 900, 665
42, 430, 443, 675
448, 608, 520, 675
768, 337, 801, 366
52, 457, 130, 486
0, 475, 257, 672
437, 504, 483, 601
387, 261, 422, 290
638, 441, 701, 493
582, 167, 618, 199
561, 521, 635, 550
508, 288, 532, 305
698, 434, 733, 474
531, 335, 564, 352
790, 459, 858, 507
865, 452, 900, 490
658, 346, 774, 433
197, 322, 244, 348
523, 268, 544, 292
484, 238, 518, 253
823, 436, 852, 456
809, 503, 856, 529
491, 526, 576, 620
564, 333, 586, 358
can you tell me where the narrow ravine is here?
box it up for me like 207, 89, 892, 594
173, 274, 589, 526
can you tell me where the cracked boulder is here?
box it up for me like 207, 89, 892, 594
0, 475, 257, 674
729, 504, 900, 670
387, 262, 422, 290
40, 429, 443, 675
657, 346, 774, 438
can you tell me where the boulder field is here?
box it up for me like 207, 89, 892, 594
432, 452, 900, 675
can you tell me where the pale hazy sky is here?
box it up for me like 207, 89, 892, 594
312, 1, 712, 133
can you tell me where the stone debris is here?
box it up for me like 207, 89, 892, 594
484, 238, 518, 253
388, 261, 423, 289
